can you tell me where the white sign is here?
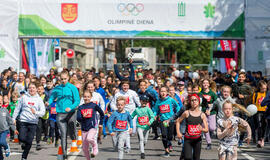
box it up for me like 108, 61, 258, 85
0, 0, 19, 72
245, 0, 270, 73
19, 0, 244, 38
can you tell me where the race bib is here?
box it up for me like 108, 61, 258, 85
203, 94, 212, 102
159, 104, 170, 113
258, 97, 264, 105
81, 109, 93, 118
51, 107, 57, 114
28, 102, 35, 106
125, 97, 130, 104
115, 120, 127, 129
187, 124, 201, 136
138, 116, 149, 125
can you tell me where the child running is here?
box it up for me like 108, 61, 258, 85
176, 93, 208, 160
131, 95, 155, 159
107, 96, 133, 160
7, 92, 19, 141
217, 100, 251, 160
0, 95, 17, 159
77, 90, 105, 160
47, 101, 60, 147
153, 86, 181, 157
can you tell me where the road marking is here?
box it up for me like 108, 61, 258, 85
238, 148, 255, 160
241, 152, 255, 160
68, 148, 81, 160
10, 152, 22, 156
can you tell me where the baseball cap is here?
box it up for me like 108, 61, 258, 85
178, 81, 185, 85
140, 95, 150, 102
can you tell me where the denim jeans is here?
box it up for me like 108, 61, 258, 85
19, 122, 37, 159
0, 130, 9, 160
49, 120, 60, 141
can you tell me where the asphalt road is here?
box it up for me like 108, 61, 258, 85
4, 134, 270, 160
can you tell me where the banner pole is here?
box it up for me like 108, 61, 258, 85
209, 40, 214, 73
131, 39, 134, 48
18, 38, 22, 72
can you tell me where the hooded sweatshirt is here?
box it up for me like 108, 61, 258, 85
0, 107, 15, 132
153, 96, 181, 122
12, 93, 45, 124
49, 82, 80, 113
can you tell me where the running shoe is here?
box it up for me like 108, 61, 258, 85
5, 144, 10, 157
169, 146, 173, 152
162, 151, 170, 157
206, 144, 212, 150
257, 140, 262, 148
47, 137, 52, 144
55, 140, 59, 148
178, 139, 182, 145
36, 144, 42, 151
141, 153, 145, 159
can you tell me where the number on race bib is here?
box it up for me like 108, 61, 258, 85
115, 120, 127, 129
51, 107, 57, 114
81, 109, 93, 118
159, 104, 170, 113
187, 124, 201, 136
138, 116, 149, 125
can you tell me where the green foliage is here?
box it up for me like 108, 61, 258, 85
120, 40, 211, 64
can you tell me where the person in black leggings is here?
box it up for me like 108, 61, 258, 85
176, 93, 208, 160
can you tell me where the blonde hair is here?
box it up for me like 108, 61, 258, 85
222, 100, 233, 109
116, 96, 126, 104
221, 85, 232, 93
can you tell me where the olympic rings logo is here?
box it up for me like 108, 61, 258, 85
117, 3, 144, 16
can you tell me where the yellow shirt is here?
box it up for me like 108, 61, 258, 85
252, 92, 266, 112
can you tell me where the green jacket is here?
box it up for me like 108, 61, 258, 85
200, 89, 217, 115
131, 106, 155, 130
7, 101, 18, 117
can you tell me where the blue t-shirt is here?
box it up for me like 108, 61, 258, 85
107, 110, 133, 133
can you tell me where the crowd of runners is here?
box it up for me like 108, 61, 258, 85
0, 58, 269, 160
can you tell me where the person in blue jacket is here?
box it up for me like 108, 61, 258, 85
153, 86, 180, 157
107, 96, 133, 160
49, 71, 80, 160
261, 91, 270, 142
48, 101, 60, 148
113, 58, 135, 82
